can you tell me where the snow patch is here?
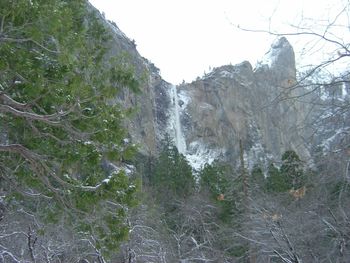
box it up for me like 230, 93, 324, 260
342, 82, 348, 97
167, 85, 224, 171
102, 178, 111, 184
199, 103, 215, 110
256, 50, 277, 69
123, 138, 130, 144
246, 142, 266, 170
319, 109, 334, 120
319, 82, 349, 101
319, 86, 329, 101
186, 140, 222, 171
255, 38, 290, 69
245, 120, 274, 173
124, 164, 136, 175
178, 89, 191, 110
83, 141, 93, 145
219, 70, 235, 78
320, 127, 350, 154
104, 162, 136, 178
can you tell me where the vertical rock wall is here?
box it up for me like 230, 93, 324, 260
176, 38, 311, 169
95, 3, 312, 169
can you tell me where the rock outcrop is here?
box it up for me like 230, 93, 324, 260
176, 37, 311, 169
93, 3, 326, 170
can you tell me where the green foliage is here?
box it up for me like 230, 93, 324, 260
0, 0, 140, 256
151, 135, 195, 199
265, 163, 290, 192
200, 161, 230, 198
280, 150, 305, 189
265, 151, 306, 192
199, 161, 237, 223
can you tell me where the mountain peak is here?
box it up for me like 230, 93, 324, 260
271, 36, 291, 49
258, 37, 295, 69
256, 37, 296, 83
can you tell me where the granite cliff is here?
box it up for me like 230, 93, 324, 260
175, 37, 312, 170
91, 3, 348, 171
108, 33, 313, 170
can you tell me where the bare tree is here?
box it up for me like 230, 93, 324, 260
236, 1, 350, 100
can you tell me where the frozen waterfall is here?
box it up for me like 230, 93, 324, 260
170, 85, 186, 154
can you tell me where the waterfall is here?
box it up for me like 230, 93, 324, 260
170, 84, 186, 154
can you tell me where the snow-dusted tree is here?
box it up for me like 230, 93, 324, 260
0, 0, 139, 260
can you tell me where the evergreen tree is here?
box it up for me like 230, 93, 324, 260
151, 135, 194, 199
280, 150, 305, 189
199, 161, 236, 223
200, 161, 230, 199
265, 163, 289, 192
0, 0, 139, 257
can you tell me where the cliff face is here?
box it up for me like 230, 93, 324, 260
88, 3, 170, 155
94, 5, 326, 169
176, 37, 311, 169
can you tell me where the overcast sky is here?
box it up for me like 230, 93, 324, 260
88, 0, 346, 84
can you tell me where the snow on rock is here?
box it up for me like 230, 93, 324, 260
319, 86, 329, 101
256, 50, 277, 68
246, 120, 273, 173
103, 161, 136, 180
319, 83, 349, 101
186, 140, 223, 171
320, 127, 350, 154
167, 84, 226, 172
168, 85, 224, 171
255, 37, 292, 69
178, 89, 191, 110
219, 70, 235, 79
246, 142, 265, 169
124, 164, 136, 175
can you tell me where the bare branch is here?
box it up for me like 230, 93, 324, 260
0, 91, 29, 110
0, 144, 42, 161
236, 25, 350, 54
0, 104, 61, 124
27, 226, 37, 263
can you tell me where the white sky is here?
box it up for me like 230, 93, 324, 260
88, 0, 347, 84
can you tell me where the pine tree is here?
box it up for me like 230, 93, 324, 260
199, 161, 237, 224
200, 162, 230, 199
280, 150, 305, 189
151, 135, 194, 199
0, 0, 139, 257
265, 163, 289, 192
